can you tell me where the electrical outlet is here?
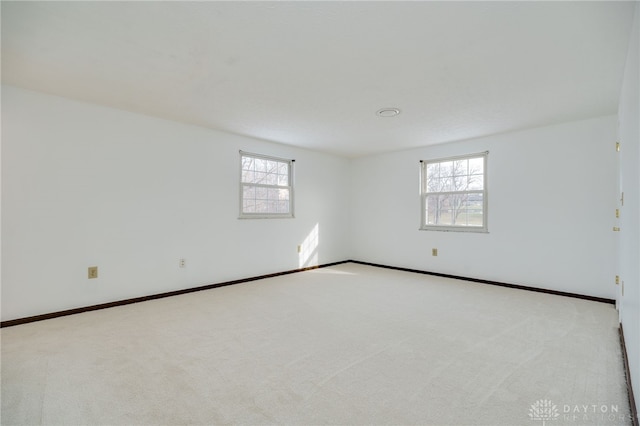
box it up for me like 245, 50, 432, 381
88, 266, 98, 279
179, 258, 186, 268
297, 245, 302, 253
432, 248, 438, 256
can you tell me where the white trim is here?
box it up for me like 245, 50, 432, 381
419, 151, 488, 233
239, 150, 293, 164
238, 151, 295, 219
421, 151, 489, 165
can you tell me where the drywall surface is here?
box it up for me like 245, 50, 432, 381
350, 115, 618, 300
1, 85, 351, 321
617, 3, 640, 417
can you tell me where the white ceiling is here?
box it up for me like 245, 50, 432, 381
2, 1, 636, 158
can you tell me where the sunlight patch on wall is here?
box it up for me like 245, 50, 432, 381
299, 223, 319, 268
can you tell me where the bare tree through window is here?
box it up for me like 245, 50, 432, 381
240, 152, 293, 217
421, 153, 487, 231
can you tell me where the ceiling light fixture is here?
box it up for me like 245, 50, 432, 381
376, 108, 401, 117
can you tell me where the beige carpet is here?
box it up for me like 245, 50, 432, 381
1, 263, 632, 425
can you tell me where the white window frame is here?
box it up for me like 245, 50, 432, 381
420, 151, 488, 232
239, 151, 294, 219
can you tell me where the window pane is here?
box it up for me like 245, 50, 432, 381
469, 157, 484, 175
426, 163, 439, 185
255, 159, 267, 172
468, 193, 483, 211
440, 194, 453, 210
240, 153, 293, 217
454, 175, 468, 190
426, 194, 451, 224
427, 177, 439, 192
425, 192, 484, 227
278, 188, 290, 201
426, 194, 483, 226
255, 199, 268, 212
251, 171, 264, 184
467, 210, 483, 226
453, 210, 468, 226
243, 199, 256, 213
266, 160, 278, 174
243, 186, 255, 199
265, 172, 277, 185
460, 193, 483, 226
421, 153, 486, 230
440, 177, 453, 192
242, 157, 254, 171
241, 170, 254, 183
255, 186, 268, 199
442, 209, 455, 225
278, 162, 289, 186
425, 195, 438, 224
448, 193, 465, 214
439, 161, 453, 178
453, 159, 468, 176
448, 193, 472, 226
242, 184, 290, 215
277, 200, 290, 214
467, 175, 483, 190
268, 188, 279, 200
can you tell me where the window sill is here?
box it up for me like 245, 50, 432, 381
419, 226, 488, 233
238, 214, 295, 219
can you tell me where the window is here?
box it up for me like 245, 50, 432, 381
420, 152, 488, 232
240, 151, 294, 218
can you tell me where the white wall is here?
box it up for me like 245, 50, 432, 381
1, 85, 351, 321
617, 3, 640, 416
0, 84, 627, 326
350, 115, 618, 299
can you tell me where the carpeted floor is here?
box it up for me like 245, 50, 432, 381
1, 263, 632, 425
